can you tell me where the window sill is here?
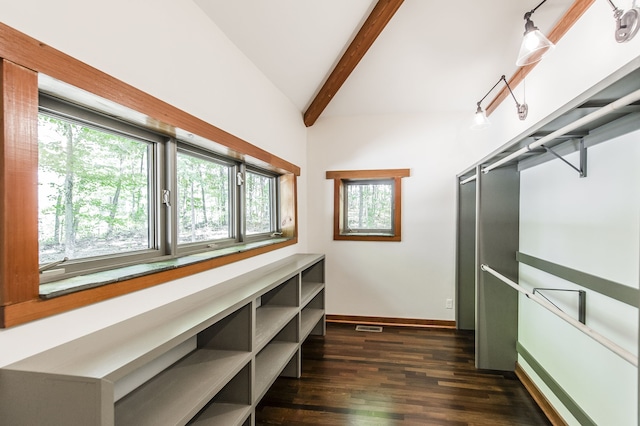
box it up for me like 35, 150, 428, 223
340, 232, 394, 236
39, 238, 291, 299
334, 234, 401, 242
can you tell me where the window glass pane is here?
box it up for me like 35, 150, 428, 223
38, 114, 151, 264
245, 171, 273, 235
177, 151, 231, 244
346, 181, 393, 231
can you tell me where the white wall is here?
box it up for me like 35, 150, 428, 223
0, 0, 307, 367
307, 112, 489, 321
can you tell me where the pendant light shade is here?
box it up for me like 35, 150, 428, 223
471, 104, 491, 130
516, 13, 555, 66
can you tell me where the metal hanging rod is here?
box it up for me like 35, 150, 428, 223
482, 87, 640, 174
460, 174, 477, 185
480, 264, 638, 367
463, 139, 587, 183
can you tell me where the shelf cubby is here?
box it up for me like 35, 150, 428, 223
115, 304, 252, 426
115, 348, 251, 425
301, 290, 325, 340
301, 258, 324, 307
254, 317, 299, 401
255, 275, 299, 351
301, 282, 324, 307
261, 275, 299, 307
187, 363, 252, 426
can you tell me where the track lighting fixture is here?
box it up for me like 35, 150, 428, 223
516, 0, 555, 66
607, 0, 640, 42
471, 75, 528, 130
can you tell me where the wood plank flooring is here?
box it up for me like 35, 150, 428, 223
256, 323, 551, 425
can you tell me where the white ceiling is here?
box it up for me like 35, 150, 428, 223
194, 0, 576, 120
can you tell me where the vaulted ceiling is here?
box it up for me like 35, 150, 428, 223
195, 0, 579, 125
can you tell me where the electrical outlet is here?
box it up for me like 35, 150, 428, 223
445, 298, 453, 309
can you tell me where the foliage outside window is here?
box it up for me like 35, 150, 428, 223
344, 179, 394, 234
326, 169, 410, 242
245, 169, 276, 235
37, 99, 281, 283
38, 114, 153, 264
177, 149, 232, 245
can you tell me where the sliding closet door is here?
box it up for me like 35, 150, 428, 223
456, 178, 476, 330
476, 164, 519, 371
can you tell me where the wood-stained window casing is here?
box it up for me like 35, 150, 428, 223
0, 23, 299, 328
326, 169, 409, 242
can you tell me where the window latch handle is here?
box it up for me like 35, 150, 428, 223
162, 189, 171, 207
39, 257, 68, 273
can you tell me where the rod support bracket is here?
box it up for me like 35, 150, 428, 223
541, 139, 587, 178
533, 288, 587, 324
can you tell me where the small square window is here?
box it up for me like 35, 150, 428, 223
343, 179, 394, 235
326, 169, 410, 242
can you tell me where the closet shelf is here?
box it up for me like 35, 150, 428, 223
255, 341, 299, 400
301, 308, 325, 340
115, 349, 251, 426
301, 282, 324, 306
255, 306, 299, 351
188, 403, 252, 425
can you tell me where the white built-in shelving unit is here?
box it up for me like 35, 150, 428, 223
0, 253, 326, 426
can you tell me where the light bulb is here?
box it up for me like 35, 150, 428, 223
523, 31, 542, 50
471, 107, 491, 130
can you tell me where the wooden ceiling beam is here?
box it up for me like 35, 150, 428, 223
303, 0, 404, 127
486, 0, 595, 116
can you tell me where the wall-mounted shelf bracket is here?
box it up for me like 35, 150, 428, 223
533, 288, 586, 324
541, 139, 587, 178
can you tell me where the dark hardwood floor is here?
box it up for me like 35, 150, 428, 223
256, 323, 551, 426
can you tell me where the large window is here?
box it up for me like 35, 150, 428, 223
326, 169, 410, 242
36, 96, 282, 282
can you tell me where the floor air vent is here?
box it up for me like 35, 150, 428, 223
355, 325, 383, 332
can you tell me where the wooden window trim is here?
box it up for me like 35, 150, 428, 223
0, 23, 299, 328
326, 169, 409, 242
0, 60, 40, 309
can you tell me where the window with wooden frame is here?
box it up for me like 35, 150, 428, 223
37, 99, 284, 283
326, 169, 410, 241
0, 23, 299, 328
